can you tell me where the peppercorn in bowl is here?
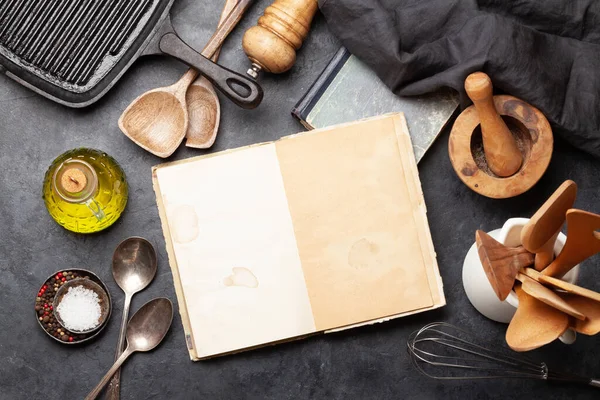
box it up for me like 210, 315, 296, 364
35, 269, 112, 344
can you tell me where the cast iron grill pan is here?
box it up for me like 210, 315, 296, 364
0, 0, 262, 108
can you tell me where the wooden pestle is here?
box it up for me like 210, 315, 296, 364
242, 0, 319, 78
465, 72, 523, 177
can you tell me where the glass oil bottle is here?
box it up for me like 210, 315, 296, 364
43, 148, 128, 233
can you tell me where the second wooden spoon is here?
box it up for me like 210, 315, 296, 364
185, 0, 238, 149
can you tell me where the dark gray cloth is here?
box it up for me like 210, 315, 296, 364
319, 0, 600, 157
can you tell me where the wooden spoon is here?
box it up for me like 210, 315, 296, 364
516, 273, 585, 320
185, 0, 238, 149
506, 285, 569, 352
476, 230, 534, 301
559, 293, 600, 335
521, 267, 600, 303
542, 209, 600, 278
119, 0, 253, 158
521, 180, 577, 271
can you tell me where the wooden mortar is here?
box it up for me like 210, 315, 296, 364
449, 72, 553, 199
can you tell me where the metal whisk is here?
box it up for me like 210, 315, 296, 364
407, 322, 599, 388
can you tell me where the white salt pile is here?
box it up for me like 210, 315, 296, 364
56, 285, 102, 332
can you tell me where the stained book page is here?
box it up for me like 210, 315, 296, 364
154, 144, 316, 358
275, 115, 435, 331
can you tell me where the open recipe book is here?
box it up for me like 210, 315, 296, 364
152, 114, 445, 360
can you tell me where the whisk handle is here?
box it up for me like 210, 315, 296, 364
590, 379, 600, 388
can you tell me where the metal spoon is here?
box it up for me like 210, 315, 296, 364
85, 298, 173, 400
106, 237, 158, 400
185, 0, 238, 149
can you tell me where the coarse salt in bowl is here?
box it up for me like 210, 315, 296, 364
53, 278, 110, 334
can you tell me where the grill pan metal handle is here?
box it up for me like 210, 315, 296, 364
158, 32, 263, 109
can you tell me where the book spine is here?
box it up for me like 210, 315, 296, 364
291, 46, 351, 127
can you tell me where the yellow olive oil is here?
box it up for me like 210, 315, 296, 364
43, 148, 128, 233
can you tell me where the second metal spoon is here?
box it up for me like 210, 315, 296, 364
106, 237, 158, 400
85, 298, 173, 400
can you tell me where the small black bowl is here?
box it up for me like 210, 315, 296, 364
35, 268, 112, 345
53, 278, 111, 334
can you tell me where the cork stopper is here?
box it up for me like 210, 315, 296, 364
60, 167, 88, 193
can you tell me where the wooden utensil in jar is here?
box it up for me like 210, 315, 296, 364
476, 230, 534, 301
185, 0, 238, 149
516, 273, 585, 320
559, 293, 600, 335
119, 0, 254, 158
476, 231, 587, 320
521, 267, 600, 303
542, 209, 600, 278
506, 285, 569, 352
242, 0, 319, 78
521, 180, 577, 271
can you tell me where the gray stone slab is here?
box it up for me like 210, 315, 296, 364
0, 1, 599, 399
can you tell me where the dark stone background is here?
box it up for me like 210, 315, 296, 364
0, 1, 598, 399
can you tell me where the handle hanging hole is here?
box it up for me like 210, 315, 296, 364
226, 79, 251, 98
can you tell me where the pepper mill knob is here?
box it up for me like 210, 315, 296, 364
465, 72, 523, 177
242, 0, 319, 77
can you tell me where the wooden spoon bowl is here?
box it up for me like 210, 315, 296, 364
185, 79, 221, 148
119, 89, 187, 158
506, 285, 569, 352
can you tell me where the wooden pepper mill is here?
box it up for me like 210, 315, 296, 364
449, 72, 553, 199
242, 0, 319, 78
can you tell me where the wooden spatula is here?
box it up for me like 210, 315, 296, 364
516, 273, 585, 320
476, 230, 534, 301
542, 209, 600, 278
559, 293, 600, 335
521, 267, 600, 303
506, 285, 569, 352
521, 180, 577, 271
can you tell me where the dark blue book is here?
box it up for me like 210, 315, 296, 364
293, 47, 459, 162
